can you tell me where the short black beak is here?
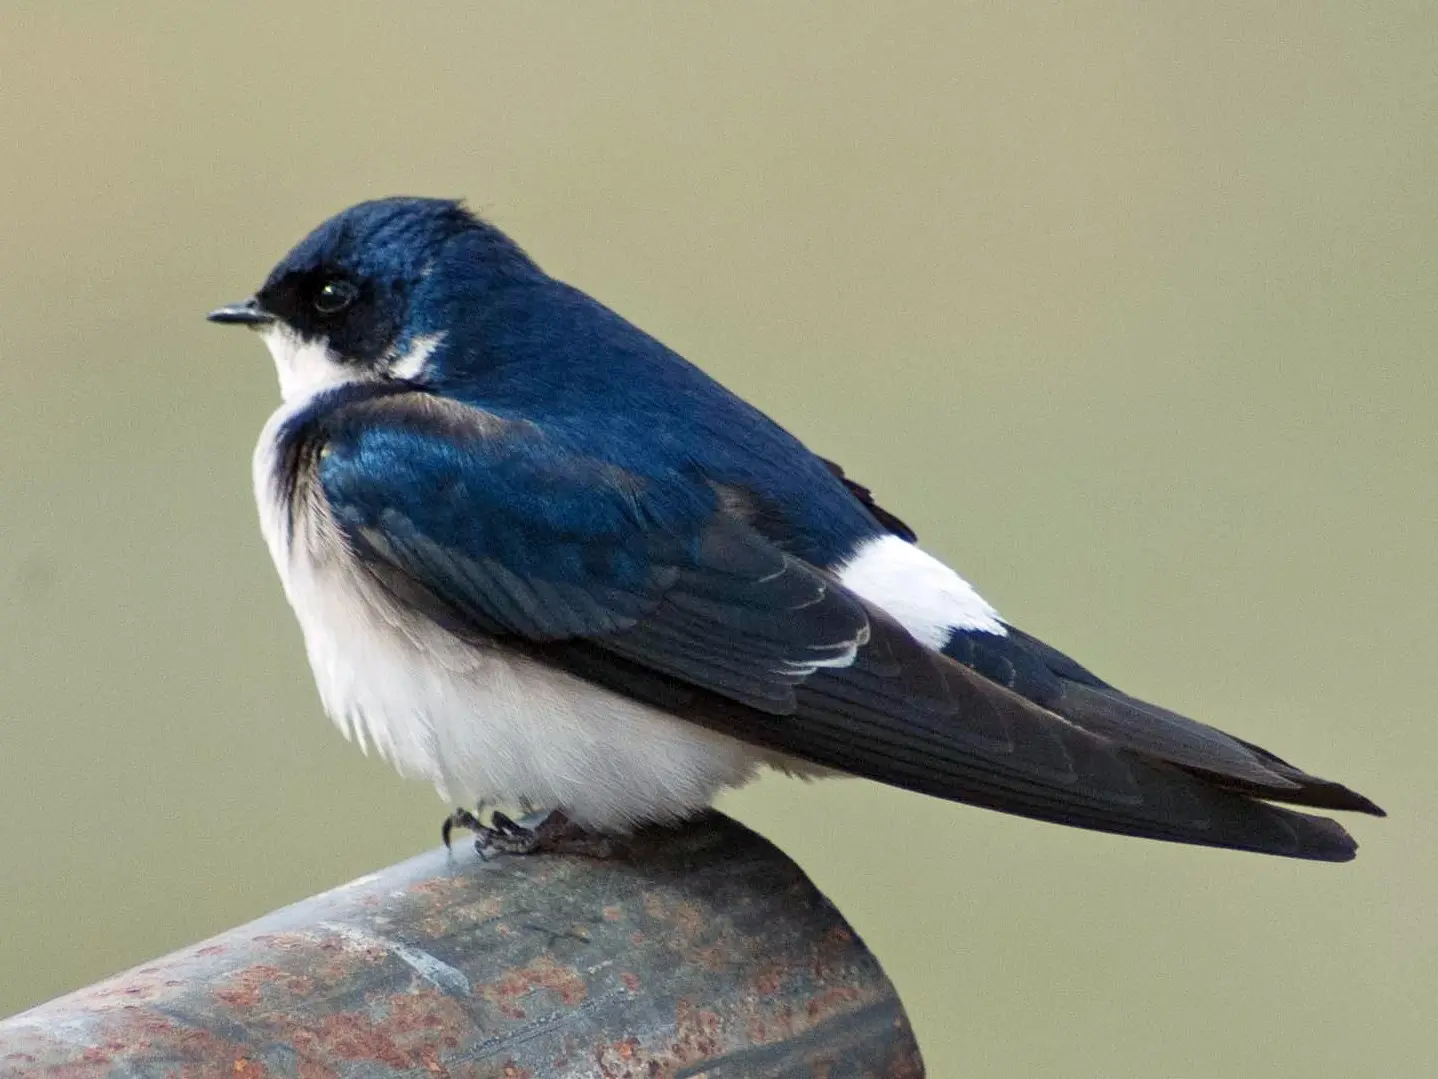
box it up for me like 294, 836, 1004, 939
206, 297, 274, 326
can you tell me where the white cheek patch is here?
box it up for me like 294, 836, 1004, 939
261, 326, 359, 403
388, 332, 446, 382
838, 534, 1006, 647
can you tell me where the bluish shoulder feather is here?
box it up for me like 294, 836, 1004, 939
417, 273, 893, 569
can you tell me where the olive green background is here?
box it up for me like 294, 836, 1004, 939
2, 4, 1433, 1075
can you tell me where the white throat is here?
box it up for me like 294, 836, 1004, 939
260, 327, 447, 404
261, 326, 355, 403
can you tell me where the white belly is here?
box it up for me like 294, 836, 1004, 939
253, 413, 766, 829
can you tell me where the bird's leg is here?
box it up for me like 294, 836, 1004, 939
474, 809, 630, 860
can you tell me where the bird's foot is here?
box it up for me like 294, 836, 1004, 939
479, 810, 631, 859
442, 807, 627, 860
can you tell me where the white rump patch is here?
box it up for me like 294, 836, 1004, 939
838, 534, 1005, 647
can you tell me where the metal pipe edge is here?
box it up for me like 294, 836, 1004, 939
0, 811, 924, 1078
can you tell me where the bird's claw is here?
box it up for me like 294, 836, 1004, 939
440, 806, 626, 859
441, 806, 486, 851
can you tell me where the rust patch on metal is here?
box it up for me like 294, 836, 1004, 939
215, 983, 264, 1010
212, 962, 316, 1010
478, 955, 588, 1019
672, 997, 724, 1062
749, 962, 785, 997
242, 988, 471, 1077
806, 986, 862, 1021
416, 891, 504, 938
407, 874, 478, 903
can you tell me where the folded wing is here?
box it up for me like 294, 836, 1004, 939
309, 390, 1375, 860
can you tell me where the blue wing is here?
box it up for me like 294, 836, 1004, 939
293, 387, 1369, 860
314, 390, 869, 713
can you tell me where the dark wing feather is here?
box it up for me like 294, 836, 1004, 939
313, 390, 1372, 860
1054, 681, 1385, 816
518, 611, 1360, 860
946, 625, 1384, 817
819, 457, 917, 542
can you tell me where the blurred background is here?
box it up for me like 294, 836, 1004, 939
1, 3, 1433, 1075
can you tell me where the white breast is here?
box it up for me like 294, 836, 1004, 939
252, 401, 767, 829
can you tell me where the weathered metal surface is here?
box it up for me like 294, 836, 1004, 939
0, 812, 923, 1078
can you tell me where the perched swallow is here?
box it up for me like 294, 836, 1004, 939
209, 197, 1382, 860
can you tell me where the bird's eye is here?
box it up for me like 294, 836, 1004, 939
313, 278, 358, 315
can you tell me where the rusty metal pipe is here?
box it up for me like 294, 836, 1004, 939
0, 812, 923, 1077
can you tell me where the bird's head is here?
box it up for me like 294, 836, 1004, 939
209, 197, 537, 401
